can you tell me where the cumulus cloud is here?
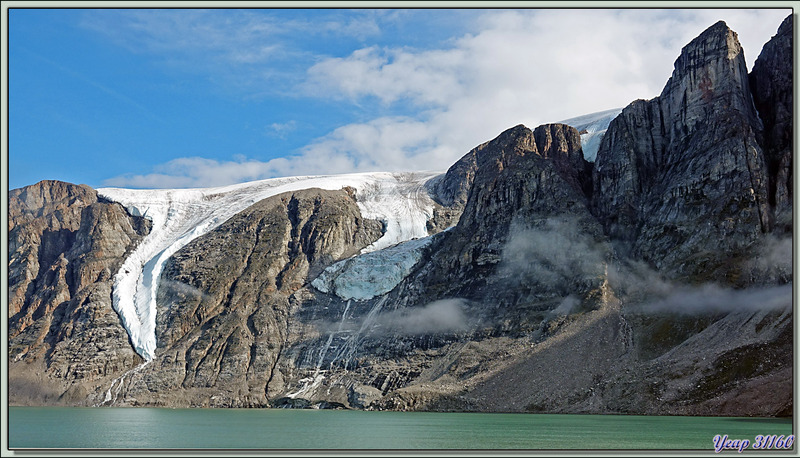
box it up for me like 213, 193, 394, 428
103, 156, 294, 188
98, 9, 789, 188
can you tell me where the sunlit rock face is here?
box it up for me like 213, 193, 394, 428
9, 180, 150, 404
124, 188, 384, 407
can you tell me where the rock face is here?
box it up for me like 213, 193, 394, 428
749, 15, 793, 226
7, 16, 793, 416
592, 21, 770, 280
411, 123, 605, 308
103, 188, 383, 407
9, 181, 151, 404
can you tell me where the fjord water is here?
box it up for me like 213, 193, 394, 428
9, 407, 793, 450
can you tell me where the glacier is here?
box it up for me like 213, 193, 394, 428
311, 235, 436, 301
97, 171, 441, 361
558, 107, 622, 162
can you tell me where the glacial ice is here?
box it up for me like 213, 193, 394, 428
558, 107, 622, 162
98, 171, 441, 361
312, 236, 435, 301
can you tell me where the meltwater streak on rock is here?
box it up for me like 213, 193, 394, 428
98, 172, 441, 360
289, 295, 390, 400
97, 360, 152, 407
287, 298, 362, 399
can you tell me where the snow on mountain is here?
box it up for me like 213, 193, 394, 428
558, 108, 622, 162
97, 171, 442, 360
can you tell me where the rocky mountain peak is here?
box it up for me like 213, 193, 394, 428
430, 124, 536, 209
660, 19, 758, 138
10, 180, 97, 222
677, 20, 741, 65
533, 123, 591, 197
591, 16, 775, 279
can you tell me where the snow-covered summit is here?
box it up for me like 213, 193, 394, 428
98, 171, 442, 360
558, 108, 622, 162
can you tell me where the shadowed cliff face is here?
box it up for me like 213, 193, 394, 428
749, 15, 793, 227
7, 17, 793, 416
591, 21, 772, 280
9, 181, 151, 405
408, 123, 607, 312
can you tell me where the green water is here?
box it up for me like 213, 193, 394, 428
8, 407, 794, 451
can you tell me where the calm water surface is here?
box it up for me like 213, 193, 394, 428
9, 406, 794, 451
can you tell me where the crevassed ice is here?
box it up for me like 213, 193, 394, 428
312, 235, 435, 301
98, 171, 441, 360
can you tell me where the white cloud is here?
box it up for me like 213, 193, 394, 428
81, 9, 383, 60
80, 9, 385, 93
266, 120, 297, 139
103, 156, 293, 188
102, 8, 790, 188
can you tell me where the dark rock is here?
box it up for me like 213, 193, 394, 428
750, 14, 793, 225
591, 20, 770, 280
410, 123, 607, 309
533, 123, 592, 198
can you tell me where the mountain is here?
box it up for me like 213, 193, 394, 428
8, 16, 793, 416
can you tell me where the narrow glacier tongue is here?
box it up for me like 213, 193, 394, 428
97, 171, 441, 360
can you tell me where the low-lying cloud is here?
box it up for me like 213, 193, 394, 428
499, 217, 608, 291
375, 299, 472, 335
315, 298, 474, 337
497, 217, 793, 317
159, 279, 213, 304
745, 234, 793, 282
637, 283, 792, 315
608, 257, 793, 316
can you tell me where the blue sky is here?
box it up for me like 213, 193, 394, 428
7, 7, 791, 190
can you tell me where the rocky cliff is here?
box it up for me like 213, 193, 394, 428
9, 181, 151, 404
750, 15, 793, 228
7, 16, 793, 416
94, 188, 383, 407
592, 20, 772, 281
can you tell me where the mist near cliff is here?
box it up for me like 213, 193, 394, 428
496, 217, 792, 316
